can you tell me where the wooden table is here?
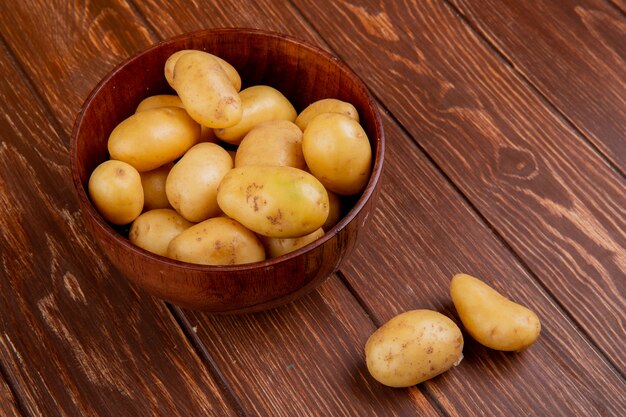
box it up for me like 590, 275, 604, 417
1, 0, 624, 415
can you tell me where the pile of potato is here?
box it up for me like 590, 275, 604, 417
88, 50, 372, 265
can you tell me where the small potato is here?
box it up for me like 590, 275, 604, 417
167, 217, 265, 265
165, 49, 242, 92
260, 227, 324, 258
215, 85, 297, 145
235, 120, 304, 169
166, 143, 233, 223
108, 107, 200, 172
217, 166, 329, 238
88, 160, 144, 225
173, 51, 242, 128
322, 190, 342, 231
303, 113, 372, 195
450, 274, 541, 351
295, 98, 359, 131
129, 209, 193, 256
140, 163, 173, 211
365, 310, 464, 388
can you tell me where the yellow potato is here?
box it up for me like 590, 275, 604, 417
166, 143, 233, 222
108, 107, 200, 172
450, 273, 541, 351
365, 310, 464, 388
88, 160, 144, 225
303, 113, 372, 195
295, 98, 359, 131
217, 166, 329, 238
322, 190, 342, 231
167, 217, 265, 265
135, 95, 184, 112
215, 85, 297, 145
129, 209, 193, 257
164, 49, 242, 92
235, 120, 304, 169
260, 227, 324, 258
140, 162, 173, 211
172, 51, 242, 128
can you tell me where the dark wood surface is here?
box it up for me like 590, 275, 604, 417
0, 1, 624, 416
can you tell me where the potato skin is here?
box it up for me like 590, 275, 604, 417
167, 217, 265, 265
260, 227, 324, 258
365, 310, 463, 387
303, 113, 372, 195
235, 120, 304, 169
135, 95, 184, 112
108, 107, 200, 172
88, 160, 144, 225
129, 209, 193, 256
165, 143, 233, 223
450, 274, 541, 351
295, 98, 359, 131
217, 166, 329, 238
322, 190, 342, 231
215, 85, 297, 145
140, 162, 173, 211
173, 51, 242, 128
165, 49, 242, 92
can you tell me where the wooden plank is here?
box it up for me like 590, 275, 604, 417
0, 374, 22, 417
609, 0, 626, 13
341, 112, 626, 416
290, 0, 626, 372
448, 0, 626, 173
183, 277, 440, 417
0, 39, 238, 417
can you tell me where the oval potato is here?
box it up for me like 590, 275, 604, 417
215, 85, 297, 145
136, 95, 184, 112
167, 217, 265, 265
88, 160, 144, 225
260, 227, 324, 258
295, 98, 359, 131
166, 143, 233, 222
303, 113, 372, 195
165, 49, 242, 92
108, 107, 200, 172
365, 310, 464, 387
173, 51, 242, 128
217, 166, 329, 238
140, 162, 173, 211
129, 209, 193, 256
450, 273, 541, 351
235, 120, 304, 169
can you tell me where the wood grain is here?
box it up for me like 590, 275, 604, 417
0, 38, 238, 417
448, 0, 626, 173
182, 277, 441, 417
0, 374, 22, 417
608, 0, 626, 13
290, 0, 626, 372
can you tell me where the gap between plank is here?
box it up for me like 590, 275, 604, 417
166, 304, 248, 417
441, 0, 626, 180
286, 0, 626, 381
605, 0, 626, 17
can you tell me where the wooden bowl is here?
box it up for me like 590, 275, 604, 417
70, 28, 384, 313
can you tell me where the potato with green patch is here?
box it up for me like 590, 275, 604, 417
88, 160, 144, 225
235, 120, 304, 169
450, 273, 541, 351
167, 217, 265, 265
295, 98, 359, 131
365, 310, 464, 387
129, 209, 193, 257
217, 166, 329, 238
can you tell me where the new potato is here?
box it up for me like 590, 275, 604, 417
215, 85, 297, 144
166, 143, 233, 223
365, 310, 464, 387
295, 98, 359, 131
260, 227, 324, 258
217, 166, 329, 238
88, 160, 144, 225
450, 274, 541, 351
108, 107, 200, 172
167, 217, 265, 265
129, 209, 193, 256
164, 49, 242, 92
173, 51, 242, 128
235, 120, 305, 169
303, 112, 372, 195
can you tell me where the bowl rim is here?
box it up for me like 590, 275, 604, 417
70, 27, 385, 272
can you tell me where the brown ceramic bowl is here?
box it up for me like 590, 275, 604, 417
70, 28, 384, 313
